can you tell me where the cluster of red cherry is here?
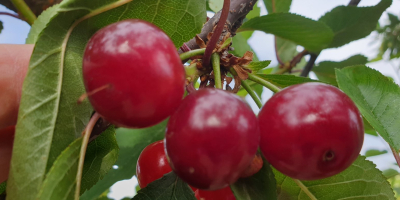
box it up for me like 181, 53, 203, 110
82, 19, 364, 199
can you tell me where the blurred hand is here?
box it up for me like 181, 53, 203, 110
0, 44, 33, 183
0, 44, 33, 129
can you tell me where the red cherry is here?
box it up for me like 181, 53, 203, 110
165, 89, 259, 190
195, 187, 236, 200
136, 140, 172, 188
82, 19, 185, 128
258, 82, 364, 180
0, 126, 15, 183
136, 140, 197, 192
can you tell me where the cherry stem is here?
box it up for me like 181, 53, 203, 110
0, 12, 21, 20
77, 84, 111, 104
390, 146, 400, 169
247, 73, 281, 93
10, 0, 36, 25
230, 68, 262, 108
75, 113, 101, 199
241, 80, 263, 108
184, 63, 199, 83
202, 0, 230, 67
212, 53, 223, 89
292, 179, 317, 200
180, 48, 206, 61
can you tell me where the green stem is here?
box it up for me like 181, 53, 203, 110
180, 48, 206, 61
184, 63, 199, 83
212, 53, 222, 89
241, 80, 262, 108
10, 0, 36, 25
229, 68, 262, 108
292, 179, 317, 200
247, 73, 281, 93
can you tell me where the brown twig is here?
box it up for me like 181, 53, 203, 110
348, 0, 361, 6
300, 53, 318, 77
179, 0, 258, 54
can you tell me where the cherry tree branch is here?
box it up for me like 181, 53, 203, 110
179, 0, 258, 54
348, 0, 361, 6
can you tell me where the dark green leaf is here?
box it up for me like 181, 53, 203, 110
264, 0, 292, 13
239, 13, 334, 52
231, 158, 277, 200
319, 0, 392, 48
81, 121, 167, 200
81, 127, 119, 194
313, 54, 368, 85
383, 169, 399, 179
8, 0, 206, 199
26, 4, 60, 44
256, 74, 320, 88
365, 149, 388, 157
36, 127, 118, 199
336, 66, 400, 151
133, 172, 196, 200
0, 21, 3, 34
275, 156, 395, 199
0, 182, 5, 195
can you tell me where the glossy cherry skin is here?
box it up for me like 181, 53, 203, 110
195, 187, 236, 200
259, 82, 364, 180
0, 126, 15, 183
165, 89, 259, 190
136, 140, 172, 188
83, 19, 185, 128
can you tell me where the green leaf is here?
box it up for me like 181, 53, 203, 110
81, 127, 119, 194
231, 32, 259, 61
246, 61, 271, 73
383, 169, 399, 178
256, 74, 320, 88
231, 158, 277, 200
275, 37, 297, 63
208, 0, 222, 12
264, 0, 292, 13
37, 137, 82, 200
313, 54, 368, 85
336, 66, 400, 151
133, 172, 196, 200
0, 182, 6, 195
318, 0, 392, 48
275, 156, 395, 199
239, 13, 334, 52
26, 4, 60, 44
36, 127, 118, 199
0, 21, 3, 34
81, 121, 166, 200
365, 149, 388, 157
8, 0, 206, 199
364, 117, 378, 136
